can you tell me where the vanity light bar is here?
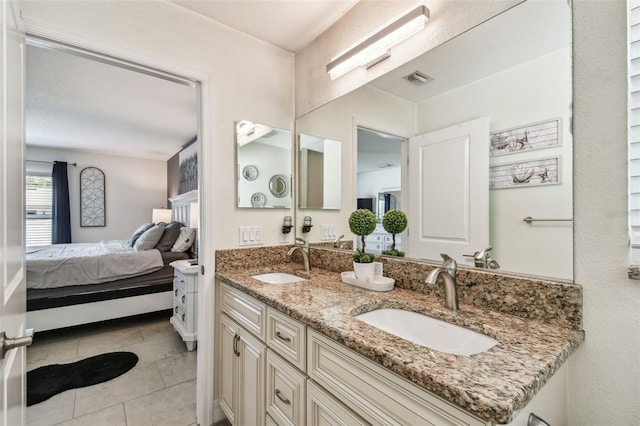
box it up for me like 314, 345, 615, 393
326, 5, 430, 80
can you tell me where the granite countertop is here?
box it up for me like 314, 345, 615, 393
216, 263, 585, 424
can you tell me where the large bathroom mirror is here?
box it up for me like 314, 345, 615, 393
295, 0, 573, 281
298, 133, 341, 209
237, 120, 292, 208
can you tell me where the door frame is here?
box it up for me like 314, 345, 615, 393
22, 19, 216, 425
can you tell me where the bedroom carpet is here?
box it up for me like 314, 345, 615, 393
27, 351, 139, 406
26, 311, 198, 426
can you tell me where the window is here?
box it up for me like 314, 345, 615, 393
26, 175, 53, 246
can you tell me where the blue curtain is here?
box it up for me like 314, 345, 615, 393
52, 161, 71, 244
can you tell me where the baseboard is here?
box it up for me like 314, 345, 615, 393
213, 399, 225, 424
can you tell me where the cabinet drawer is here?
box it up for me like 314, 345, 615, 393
173, 286, 187, 309
221, 283, 266, 340
174, 270, 197, 292
266, 350, 306, 426
307, 330, 489, 426
266, 308, 306, 372
307, 380, 368, 426
173, 304, 187, 327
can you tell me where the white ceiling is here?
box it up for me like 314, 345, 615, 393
170, 0, 359, 53
25, 1, 360, 161
26, 45, 198, 161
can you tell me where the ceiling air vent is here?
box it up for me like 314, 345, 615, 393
405, 70, 433, 86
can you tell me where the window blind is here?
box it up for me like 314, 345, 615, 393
630, 1, 640, 253
26, 175, 53, 246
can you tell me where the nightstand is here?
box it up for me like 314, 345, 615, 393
170, 259, 199, 351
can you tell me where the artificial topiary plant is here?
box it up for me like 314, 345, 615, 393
348, 209, 377, 263
381, 209, 407, 257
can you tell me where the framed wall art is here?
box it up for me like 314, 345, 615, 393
80, 166, 106, 227
179, 140, 198, 194
489, 156, 561, 189
490, 118, 561, 156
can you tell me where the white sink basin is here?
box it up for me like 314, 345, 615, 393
355, 308, 498, 355
251, 272, 307, 284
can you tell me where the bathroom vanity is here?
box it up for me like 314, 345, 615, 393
215, 246, 584, 426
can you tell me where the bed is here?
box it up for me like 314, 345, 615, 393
26, 190, 198, 331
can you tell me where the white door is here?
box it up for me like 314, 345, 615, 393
0, 0, 29, 425
407, 117, 489, 263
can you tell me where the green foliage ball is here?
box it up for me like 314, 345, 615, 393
382, 210, 408, 235
348, 209, 377, 236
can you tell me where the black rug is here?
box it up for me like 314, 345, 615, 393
27, 351, 138, 406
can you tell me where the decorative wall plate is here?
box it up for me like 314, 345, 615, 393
269, 174, 288, 198
251, 192, 266, 207
80, 167, 106, 227
243, 165, 258, 181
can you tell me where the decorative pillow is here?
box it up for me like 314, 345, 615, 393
154, 221, 182, 252
171, 227, 196, 253
128, 222, 154, 247
134, 223, 166, 250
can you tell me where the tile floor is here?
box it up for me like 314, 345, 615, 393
26, 311, 197, 426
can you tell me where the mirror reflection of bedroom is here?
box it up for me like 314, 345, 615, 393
24, 39, 201, 421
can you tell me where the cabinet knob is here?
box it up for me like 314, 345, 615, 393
181, 295, 186, 304
174, 289, 178, 296
275, 389, 291, 405
175, 306, 179, 314
181, 313, 186, 322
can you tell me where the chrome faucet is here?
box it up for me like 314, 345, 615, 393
425, 253, 459, 311
333, 234, 348, 249
288, 237, 311, 272
464, 246, 500, 269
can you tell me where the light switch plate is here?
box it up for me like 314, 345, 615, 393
321, 224, 338, 241
239, 226, 264, 246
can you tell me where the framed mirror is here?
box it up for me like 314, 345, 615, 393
295, 0, 573, 280
236, 120, 292, 209
298, 133, 341, 209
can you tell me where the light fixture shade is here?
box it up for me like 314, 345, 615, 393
189, 202, 199, 228
152, 208, 172, 224
327, 5, 430, 80
236, 120, 273, 146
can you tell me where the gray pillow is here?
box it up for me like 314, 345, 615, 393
128, 222, 154, 247
134, 223, 166, 250
155, 221, 182, 252
171, 227, 196, 253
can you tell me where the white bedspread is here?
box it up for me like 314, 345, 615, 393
26, 240, 164, 289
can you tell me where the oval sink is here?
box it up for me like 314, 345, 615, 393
251, 272, 307, 284
355, 308, 498, 355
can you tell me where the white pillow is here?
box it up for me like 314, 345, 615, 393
171, 227, 196, 252
134, 223, 166, 250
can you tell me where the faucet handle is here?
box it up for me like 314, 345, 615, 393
440, 253, 457, 271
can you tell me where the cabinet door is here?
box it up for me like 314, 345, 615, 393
220, 315, 239, 424
238, 328, 266, 426
307, 381, 368, 426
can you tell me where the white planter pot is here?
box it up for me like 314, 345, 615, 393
353, 262, 375, 282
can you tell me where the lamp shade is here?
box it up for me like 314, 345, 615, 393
152, 208, 172, 224
189, 202, 199, 228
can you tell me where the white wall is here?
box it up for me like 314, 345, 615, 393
357, 167, 402, 213
26, 146, 167, 243
295, 84, 414, 242
21, 0, 295, 250
416, 48, 573, 279
572, 1, 640, 424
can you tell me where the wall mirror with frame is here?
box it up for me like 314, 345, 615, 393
295, 0, 573, 281
236, 120, 292, 209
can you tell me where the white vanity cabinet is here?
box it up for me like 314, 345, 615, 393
170, 260, 198, 351
307, 329, 490, 426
